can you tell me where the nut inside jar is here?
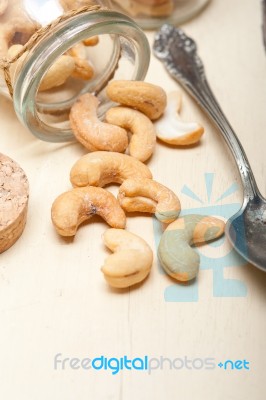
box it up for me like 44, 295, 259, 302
112, 0, 175, 17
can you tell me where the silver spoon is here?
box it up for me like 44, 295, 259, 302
153, 24, 266, 272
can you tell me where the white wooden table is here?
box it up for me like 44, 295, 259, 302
0, 0, 266, 398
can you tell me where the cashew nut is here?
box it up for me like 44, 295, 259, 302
7, 43, 23, 60
118, 178, 181, 223
67, 43, 94, 80
69, 94, 129, 152
0, 2, 40, 57
6, 45, 75, 91
51, 187, 126, 236
83, 36, 99, 46
7, 44, 28, 86
39, 54, 76, 91
59, 0, 99, 80
0, 0, 8, 16
155, 91, 205, 145
112, 0, 174, 17
54, 1, 96, 81
106, 80, 167, 120
71, 58, 94, 80
158, 215, 225, 281
105, 107, 156, 162
101, 229, 153, 288
70, 151, 153, 188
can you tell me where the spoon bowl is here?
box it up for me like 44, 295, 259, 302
226, 195, 266, 271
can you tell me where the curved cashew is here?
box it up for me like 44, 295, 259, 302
69, 94, 129, 152
106, 80, 167, 120
51, 187, 126, 237
7, 45, 28, 85
101, 229, 153, 288
7, 44, 21, 58
0, 2, 40, 58
39, 54, 76, 91
71, 57, 94, 80
105, 107, 156, 162
7, 45, 75, 91
70, 151, 152, 187
155, 91, 204, 145
118, 178, 181, 223
0, 0, 8, 16
158, 215, 225, 281
67, 43, 94, 80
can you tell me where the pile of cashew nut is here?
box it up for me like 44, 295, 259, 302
51, 79, 225, 289
69, 80, 206, 160
0, 1, 224, 290
0, 0, 98, 91
51, 149, 225, 288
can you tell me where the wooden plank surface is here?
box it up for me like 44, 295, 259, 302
0, 0, 265, 399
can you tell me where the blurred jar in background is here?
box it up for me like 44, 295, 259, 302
111, 0, 212, 29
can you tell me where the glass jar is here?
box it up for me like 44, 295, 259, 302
110, 0, 212, 29
0, 0, 150, 142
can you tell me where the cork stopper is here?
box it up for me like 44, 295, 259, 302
0, 153, 29, 253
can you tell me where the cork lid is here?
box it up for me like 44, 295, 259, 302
0, 153, 29, 253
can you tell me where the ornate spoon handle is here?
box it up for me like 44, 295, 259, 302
153, 24, 259, 199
